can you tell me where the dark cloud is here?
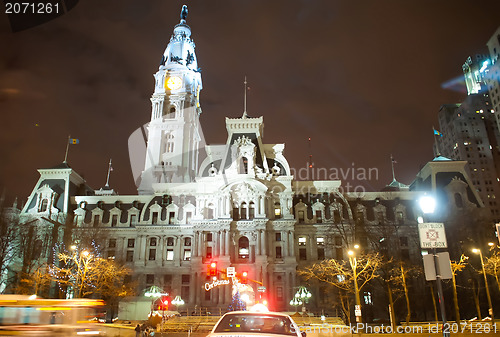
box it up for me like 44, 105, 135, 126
0, 0, 499, 203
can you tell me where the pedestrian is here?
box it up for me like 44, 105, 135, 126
134, 324, 141, 337
141, 323, 147, 337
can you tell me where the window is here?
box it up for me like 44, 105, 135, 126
166, 249, 174, 261
128, 239, 135, 248
298, 211, 304, 223
455, 193, 464, 208
168, 212, 175, 224
109, 239, 116, 248
298, 237, 306, 246
400, 236, 408, 246
316, 237, 324, 246
240, 203, 247, 220
167, 237, 174, 246
232, 206, 240, 220
299, 248, 307, 260
275, 203, 281, 218
150, 237, 157, 246
396, 211, 404, 224
275, 232, 281, 242
335, 236, 342, 246
146, 274, 154, 285
184, 237, 191, 246
207, 233, 213, 242
107, 250, 115, 259
126, 250, 134, 262
130, 214, 137, 226
183, 249, 191, 261
206, 247, 212, 259
149, 249, 156, 260
238, 236, 249, 259
152, 212, 158, 224
186, 212, 192, 223
39, 199, 48, 212
182, 274, 190, 284
315, 210, 322, 223
336, 248, 343, 260
249, 202, 255, 219
111, 214, 118, 227
317, 248, 325, 260
276, 287, 283, 301
275, 246, 282, 259
93, 215, 100, 226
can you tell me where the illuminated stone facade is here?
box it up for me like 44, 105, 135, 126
13, 7, 493, 319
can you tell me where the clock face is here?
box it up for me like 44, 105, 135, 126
165, 76, 182, 90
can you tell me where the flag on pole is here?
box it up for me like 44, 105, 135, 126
69, 138, 79, 144
433, 129, 443, 137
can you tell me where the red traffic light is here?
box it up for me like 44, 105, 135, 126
208, 262, 217, 276
241, 271, 248, 284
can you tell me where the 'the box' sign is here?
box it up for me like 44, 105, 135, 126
418, 223, 447, 248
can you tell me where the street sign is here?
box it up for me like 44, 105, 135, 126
227, 267, 235, 278
355, 304, 361, 317
418, 223, 447, 248
422, 252, 453, 281
257, 286, 266, 292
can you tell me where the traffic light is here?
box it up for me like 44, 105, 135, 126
241, 271, 248, 284
208, 262, 217, 276
158, 296, 169, 310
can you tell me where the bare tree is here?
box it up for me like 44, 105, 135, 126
484, 251, 500, 293
299, 253, 382, 323
450, 254, 469, 324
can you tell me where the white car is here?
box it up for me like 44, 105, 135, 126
208, 311, 306, 337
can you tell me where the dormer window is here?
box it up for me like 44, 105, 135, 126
39, 199, 48, 212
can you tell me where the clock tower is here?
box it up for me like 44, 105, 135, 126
138, 5, 204, 194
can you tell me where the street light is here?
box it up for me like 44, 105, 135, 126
418, 195, 448, 337
347, 248, 362, 323
289, 298, 303, 312
472, 248, 494, 320
292, 286, 311, 314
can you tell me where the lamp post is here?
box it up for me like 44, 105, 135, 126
418, 196, 448, 337
289, 298, 303, 313
348, 248, 362, 323
293, 286, 311, 314
472, 247, 494, 320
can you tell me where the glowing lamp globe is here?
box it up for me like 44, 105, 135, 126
419, 196, 436, 214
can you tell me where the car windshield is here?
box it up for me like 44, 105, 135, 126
213, 314, 297, 336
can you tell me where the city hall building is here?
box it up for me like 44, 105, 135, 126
14, 7, 491, 317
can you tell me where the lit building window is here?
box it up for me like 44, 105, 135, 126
298, 237, 306, 246
316, 237, 324, 246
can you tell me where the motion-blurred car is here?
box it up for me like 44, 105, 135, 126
208, 311, 305, 337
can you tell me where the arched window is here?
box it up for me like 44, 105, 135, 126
207, 203, 214, 219
238, 236, 249, 259
454, 193, 464, 208
232, 203, 239, 221
242, 157, 248, 174
240, 202, 247, 220
165, 134, 174, 153
274, 202, 281, 219
39, 199, 48, 212
249, 202, 255, 219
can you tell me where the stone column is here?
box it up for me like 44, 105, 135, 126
288, 231, 295, 257
260, 230, 266, 255
214, 231, 219, 257
198, 232, 203, 257
283, 231, 288, 257
225, 230, 230, 256
193, 232, 198, 257
256, 230, 261, 255
220, 231, 225, 256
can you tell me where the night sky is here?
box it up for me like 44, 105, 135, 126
1, 1, 500, 205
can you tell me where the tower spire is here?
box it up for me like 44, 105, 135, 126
243, 76, 248, 118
